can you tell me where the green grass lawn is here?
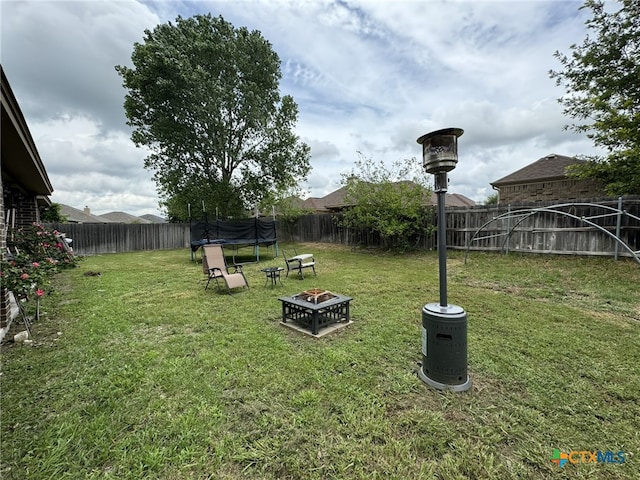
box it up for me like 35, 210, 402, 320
1, 244, 639, 479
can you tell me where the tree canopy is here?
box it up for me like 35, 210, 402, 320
116, 14, 311, 220
272, 193, 314, 242
40, 203, 67, 223
484, 192, 498, 206
550, 0, 640, 195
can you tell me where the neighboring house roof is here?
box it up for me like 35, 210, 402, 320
305, 182, 475, 211
491, 154, 582, 186
139, 214, 167, 223
59, 205, 166, 223
320, 186, 350, 210
100, 211, 152, 224
300, 197, 328, 212
59, 204, 115, 223
434, 192, 477, 207
283, 195, 305, 208
1, 65, 53, 196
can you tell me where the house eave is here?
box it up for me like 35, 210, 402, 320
1, 66, 54, 196
491, 175, 568, 188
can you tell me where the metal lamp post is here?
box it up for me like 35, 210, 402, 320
416, 128, 472, 392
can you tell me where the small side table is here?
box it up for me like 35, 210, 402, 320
261, 267, 284, 287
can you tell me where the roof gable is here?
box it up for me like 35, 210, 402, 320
491, 154, 583, 186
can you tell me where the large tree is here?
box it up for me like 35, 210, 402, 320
116, 14, 311, 220
550, 0, 640, 195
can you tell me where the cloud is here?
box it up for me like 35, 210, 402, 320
2, 0, 600, 216
3, 1, 159, 131
3, 0, 161, 215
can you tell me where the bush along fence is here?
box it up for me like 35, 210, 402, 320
44, 196, 640, 260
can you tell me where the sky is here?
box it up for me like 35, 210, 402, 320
1, 0, 604, 217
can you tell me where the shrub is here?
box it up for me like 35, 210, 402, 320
338, 155, 435, 250
1, 223, 79, 316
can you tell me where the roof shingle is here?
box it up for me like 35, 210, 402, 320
491, 154, 582, 186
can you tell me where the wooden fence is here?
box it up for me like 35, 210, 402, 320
45, 223, 191, 255
286, 196, 640, 260
46, 196, 640, 260
284, 212, 438, 250
447, 198, 640, 259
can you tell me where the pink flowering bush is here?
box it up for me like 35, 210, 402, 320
1, 223, 79, 303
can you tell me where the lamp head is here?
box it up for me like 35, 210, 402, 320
417, 127, 463, 174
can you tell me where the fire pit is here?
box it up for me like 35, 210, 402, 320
279, 290, 352, 336
292, 289, 337, 304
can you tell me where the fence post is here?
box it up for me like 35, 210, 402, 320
614, 196, 623, 261
505, 204, 511, 255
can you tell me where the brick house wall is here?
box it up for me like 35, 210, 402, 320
0, 178, 8, 330
3, 185, 41, 227
497, 178, 605, 204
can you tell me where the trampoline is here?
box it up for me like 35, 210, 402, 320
190, 217, 278, 263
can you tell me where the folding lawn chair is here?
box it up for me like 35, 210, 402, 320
202, 244, 249, 293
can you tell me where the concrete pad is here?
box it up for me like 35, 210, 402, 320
280, 320, 353, 338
